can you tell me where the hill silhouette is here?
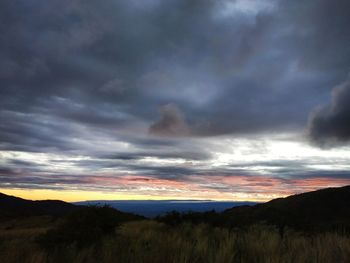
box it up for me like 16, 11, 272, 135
222, 185, 350, 231
156, 185, 350, 232
0, 192, 143, 220
0, 192, 78, 219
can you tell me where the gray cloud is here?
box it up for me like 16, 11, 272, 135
308, 78, 350, 145
149, 104, 190, 136
104, 150, 211, 161
1, 0, 350, 194
3, 0, 347, 145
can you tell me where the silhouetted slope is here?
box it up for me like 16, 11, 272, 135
0, 192, 77, 218
223, 185, 350, 231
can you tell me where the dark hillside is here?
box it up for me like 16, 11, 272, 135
156, 185, 350, 232
0, 192, 78, 219
222, 185, 350, 231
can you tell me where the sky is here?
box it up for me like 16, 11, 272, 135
1, 0, 350, 202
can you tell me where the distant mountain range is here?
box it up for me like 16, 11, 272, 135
75, 200, 257, 217
1, 185, 350, 231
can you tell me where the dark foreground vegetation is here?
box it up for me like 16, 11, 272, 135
1, 217, 350, 263
1, 186, 350, 263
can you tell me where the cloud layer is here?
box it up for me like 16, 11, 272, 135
0, 0, 350, 200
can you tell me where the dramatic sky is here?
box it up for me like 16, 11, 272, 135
1, 0, 350, 201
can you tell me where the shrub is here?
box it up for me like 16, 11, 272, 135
38, 206, 122, 248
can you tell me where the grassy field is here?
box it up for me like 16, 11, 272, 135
1, 217, 350, 263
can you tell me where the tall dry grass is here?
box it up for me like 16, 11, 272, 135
0, 219, 349, 263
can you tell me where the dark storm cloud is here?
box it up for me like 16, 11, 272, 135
149, 104, 190, 136
308, 78, 350, 145
4, 0, 350, 147
279, 0, 350, 71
